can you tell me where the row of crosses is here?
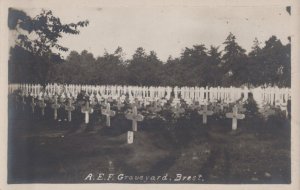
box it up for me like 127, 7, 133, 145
16, 94, 247, 145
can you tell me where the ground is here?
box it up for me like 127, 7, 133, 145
7, 102, 291, 184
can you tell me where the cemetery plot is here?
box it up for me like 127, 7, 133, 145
7, 7, 292, 185
7, 85, 291, 184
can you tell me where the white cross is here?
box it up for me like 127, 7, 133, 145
38, 98, 47, 116
90, 95, 98, 107
171, 97, 180, 107
107, 96, 114, 103
59, 93, 66, 103
101, 103, 116, 127
116, 98, 124, 111
81, 101, 94, 124
160, 98, 168, 106
142, 98, 150, 107
44, 92, 50, 101
171, 103, 185, 118
101, 98, 108, 107
96, 92, 103, 103
125, 106, 144, 131
237, 103, 246, 113
21, 95, 26, 111
280, 100, 288, 118
131, 98, 141, 109
275, 100, 281, 107
51, 96, 60, 120
189, 100, 200, 110
226, 105, 245, 130
65, 99, 75, 122
198, 103, 213, 124
218, 101, 228, 111
30, 97, 36, 113
185, 98, 193, 106
149, 101, 162, 113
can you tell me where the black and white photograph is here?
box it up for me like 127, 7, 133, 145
1, 0, 299, 189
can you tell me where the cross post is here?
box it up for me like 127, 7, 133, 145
116, 98, 124, 111
226, 105, 245, 130
65, 99, 75, 122
81, 101, 94, 124
38, 98, 47, 116
198, 103, 213, 124
30, 97, 36, 113
101, 103, 116, 127
125, 106, 144, 131
51, 95, 60, 120
171, 103, 185, 118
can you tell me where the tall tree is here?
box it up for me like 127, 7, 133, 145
206, 46, 222, 86
8, 8, 89, 85
260, 36, 290, 86
247, 38, 262, 86
127, 48, 163, 85
221, 33, 247, 86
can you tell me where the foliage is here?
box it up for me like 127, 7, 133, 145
8, 9, 290, 87
8, 8, 89, 85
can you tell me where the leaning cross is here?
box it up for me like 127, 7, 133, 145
81, 101, 94, 124
38, 98, 47, 116
51, 96, 60, 120
125, 106, 144, 131
101, 103, 116, 127
226, 105, 245, 130
65, 99, 75, 122
198, 103, 213, 124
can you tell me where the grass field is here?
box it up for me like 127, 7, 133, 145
7, 102, 291, 184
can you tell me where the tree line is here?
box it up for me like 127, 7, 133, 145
8, 9, 291, 87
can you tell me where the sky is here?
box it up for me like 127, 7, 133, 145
16, 5, 291, 61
